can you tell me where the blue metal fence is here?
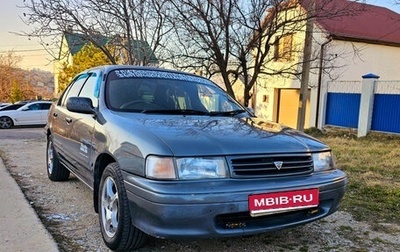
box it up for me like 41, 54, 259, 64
325, 93, 361, 128
323, 80, 400, 135
371, 94, 400, 134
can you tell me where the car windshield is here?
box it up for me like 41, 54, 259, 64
106, 69, 245, 116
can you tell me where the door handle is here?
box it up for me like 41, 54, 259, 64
65, 117, 72, 124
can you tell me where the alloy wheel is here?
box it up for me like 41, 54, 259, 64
0, 117, 12, 129
101, 176, 119, 238
47, 142, 54, 175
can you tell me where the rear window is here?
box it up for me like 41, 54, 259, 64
0, 104, 24, 111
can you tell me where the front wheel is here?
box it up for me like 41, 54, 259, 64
0, 116, 13, 129
99, 162, 147, 251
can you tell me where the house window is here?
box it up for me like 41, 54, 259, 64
274, 33, 293, 61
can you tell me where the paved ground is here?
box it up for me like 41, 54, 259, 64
0, 158, 59, 252
1, 128, 399, 251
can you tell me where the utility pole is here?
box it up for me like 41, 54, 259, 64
297, 0, 315, 131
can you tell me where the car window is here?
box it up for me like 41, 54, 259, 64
0, 104, 24, 111
105, 69, 243, 113
39, 103, 52, 110
107, 78, 200, 111
57, 83, 72, 106
198, 85, 236, 112
26, 103, 40, 111
60, 73, 90, 107
79, 72, 99, 108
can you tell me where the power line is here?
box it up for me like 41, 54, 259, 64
0, 44, 42, 47
0, 48, 58, 53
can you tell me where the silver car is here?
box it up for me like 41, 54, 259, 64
45, 65, 347, 251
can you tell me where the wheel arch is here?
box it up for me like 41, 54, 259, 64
45, 127, 51, 139
93, 153, 116, 213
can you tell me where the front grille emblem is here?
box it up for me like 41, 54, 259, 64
274, 161, 283, 170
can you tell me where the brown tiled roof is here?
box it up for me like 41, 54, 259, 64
301, 0, 400, 46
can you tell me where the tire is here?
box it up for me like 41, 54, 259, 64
46, 136, 70, 181
0, 116, 13, 129
99, 162, 147, 251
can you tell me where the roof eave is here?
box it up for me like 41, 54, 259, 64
330, 34, 400, 48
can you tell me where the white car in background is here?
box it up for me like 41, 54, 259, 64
0, 103, 11, 108
0, 101, 53, 129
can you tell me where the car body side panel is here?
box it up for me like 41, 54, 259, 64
49, 105, 77, 168
91, 114, 171, 178
63, 112, 96, 183
12, 110, 38, 125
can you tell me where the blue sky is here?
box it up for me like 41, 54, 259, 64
370, 0, 400, 12
1, 0, 400, 73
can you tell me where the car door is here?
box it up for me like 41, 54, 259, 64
14, 103, 42, 125
65, 70, 101, 184
51, 74, 91, 174
38, 102, 52, 124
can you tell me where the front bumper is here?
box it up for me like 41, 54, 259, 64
123, 169, 347, 238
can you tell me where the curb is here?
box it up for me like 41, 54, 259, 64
0, 158, 59, 252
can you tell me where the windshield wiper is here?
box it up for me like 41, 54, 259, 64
208, 109, 247, 117
141, 109, 247, 117
141, 109, 210, 115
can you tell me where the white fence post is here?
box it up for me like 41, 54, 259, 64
358, 73, 379, 137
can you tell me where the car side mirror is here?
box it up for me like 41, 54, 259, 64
66, 97, 95, 114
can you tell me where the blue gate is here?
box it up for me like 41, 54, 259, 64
371, 94, 400, 134
325, 92, 360, 128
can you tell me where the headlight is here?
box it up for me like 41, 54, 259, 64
146, 156, 228, 180
176, 157, 227, 180
313, 151, 336, 172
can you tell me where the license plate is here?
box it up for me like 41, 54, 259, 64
248, 188, 319, 217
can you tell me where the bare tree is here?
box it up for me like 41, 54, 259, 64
21, 0, 171, 66
162, 0, 364, 107
21, 0, 364, 110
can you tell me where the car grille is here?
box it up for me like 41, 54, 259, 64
228, 154, 313, 178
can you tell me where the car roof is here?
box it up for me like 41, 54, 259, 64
25, 100, 53, 103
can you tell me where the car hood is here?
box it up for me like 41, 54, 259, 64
113, 114, 329, 156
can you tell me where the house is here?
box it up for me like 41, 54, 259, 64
254, 0, 400, 129
53, 32, 158, 95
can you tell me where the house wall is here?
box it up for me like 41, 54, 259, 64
53, 36, 74, 96
255, 18, 318, 129
255, 23, 400, 130
324, 40, 400, 80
